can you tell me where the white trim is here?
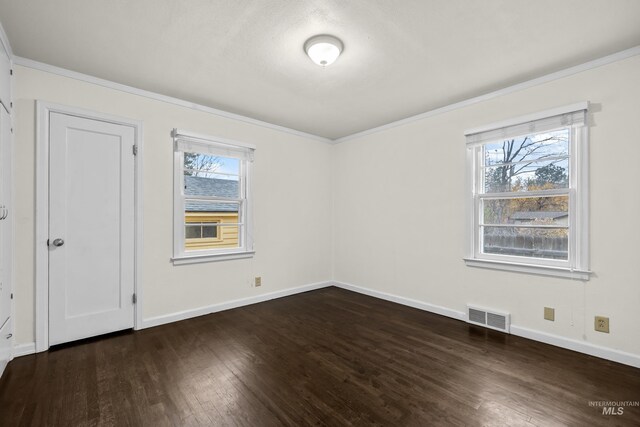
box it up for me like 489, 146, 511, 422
134, 122, 145, 331
333, 45, 640, 143
463, 258, 591, 281
172, 251, 255, 265
35, 103, 50, 352
510, 325, 640, 369
0, 79, 15, 373
0, 20, 12, 115
140, 281, 332, 329
35, 101, 144, 352
13, 46, 640, 144
173, 150, 184, 261
0, 21, 13, 59
13, 56, 332, 144
16, 282, 640, 368
465, 112, 589, 278
333, 280, 639, 368
332, 281, 466, 321
464, 101, 588, 136
173, 129, 254, 263
173, 128, 257, 150
12, 342, 36, 358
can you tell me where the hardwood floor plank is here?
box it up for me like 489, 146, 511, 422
0, 287, 638, 426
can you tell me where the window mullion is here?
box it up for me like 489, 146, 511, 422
482, 154, 570, 169
479, 189, 570, 199
184, 196, 243, 203
479, 223, 569, 229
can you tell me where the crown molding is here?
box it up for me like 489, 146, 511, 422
333, 45, 640, 144
12, 44, 640, 145
13, 56, 332, 144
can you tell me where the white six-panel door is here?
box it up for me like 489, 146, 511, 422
48, 112, 135, 346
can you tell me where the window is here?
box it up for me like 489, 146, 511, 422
464, 103, 590, 280
172, 129, 255, 264
186, 222, 218, 239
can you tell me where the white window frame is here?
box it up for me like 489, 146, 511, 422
464, 103, 591, 280
172, 129, 255, 265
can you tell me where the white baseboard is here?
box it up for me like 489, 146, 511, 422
332, 281, 467, 321
510, 325, 640, 369
13, 342, 36, 358
12, 281, 640, 369
333, 280, 640, 369
14, 282, 333, 358
140, 280, 333, 329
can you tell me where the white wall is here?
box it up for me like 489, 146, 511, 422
13, 65, 333, 345
11, 54, 640, 364
333, 55, 640, 357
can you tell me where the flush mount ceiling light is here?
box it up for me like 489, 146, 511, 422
304, 35, 343, 67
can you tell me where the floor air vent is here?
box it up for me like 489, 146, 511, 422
467, 305, 510, 333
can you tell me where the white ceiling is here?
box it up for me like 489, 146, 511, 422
1, 1, 639, 139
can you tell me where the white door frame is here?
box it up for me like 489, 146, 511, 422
35, 101, 144, 352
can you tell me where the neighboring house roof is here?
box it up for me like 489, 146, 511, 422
510, 211, 567, 220
184, 175, 239, 212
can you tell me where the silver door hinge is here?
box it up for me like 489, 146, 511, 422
132, 293, 137, 304
132, 145, 138, 156
10, 293, 13, 299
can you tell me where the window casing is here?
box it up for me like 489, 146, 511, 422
172, 129, 255, 264
464, 103, 590, 280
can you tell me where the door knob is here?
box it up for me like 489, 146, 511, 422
52, 238, 65, 247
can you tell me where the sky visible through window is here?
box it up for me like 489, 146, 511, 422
184, 153, 239, 181
483, 129, 569, 194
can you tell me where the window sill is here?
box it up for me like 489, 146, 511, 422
463, 258, 591, 281
172, 251, 255, 265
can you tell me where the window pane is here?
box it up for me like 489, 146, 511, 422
184, 154, 240, 198
484, 129, 569, 167
202, 225, 218, 238
185, 225, 201, 239
174, 137, 252, 260
183, 154, 240, 175
482, 196, 568, 225
482, 226, 568, 260
484, 158, 569, 193
185, 223, 218, 240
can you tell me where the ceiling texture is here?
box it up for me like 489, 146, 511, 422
1, 0, 639, 139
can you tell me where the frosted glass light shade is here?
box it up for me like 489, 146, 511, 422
304, 35, 343, 67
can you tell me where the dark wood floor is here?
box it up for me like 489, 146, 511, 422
0, 287, 638, 426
